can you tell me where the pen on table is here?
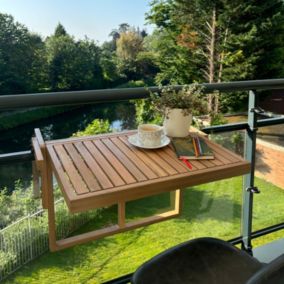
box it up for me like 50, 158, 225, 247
180, 157, 193, 170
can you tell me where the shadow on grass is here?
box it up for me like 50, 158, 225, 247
180, 187, 241, 222
124, 187, 241, 223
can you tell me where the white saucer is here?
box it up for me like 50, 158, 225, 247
128, 134, 171, 149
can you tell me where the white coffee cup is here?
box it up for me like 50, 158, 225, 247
138, 124, 164, 147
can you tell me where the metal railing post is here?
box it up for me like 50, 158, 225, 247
241, 90, 260, 254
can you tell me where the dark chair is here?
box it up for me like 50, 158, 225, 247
132, 237, 264, 284
247, 254, 284, 284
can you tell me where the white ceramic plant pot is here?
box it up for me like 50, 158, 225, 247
163, 108, 192, 137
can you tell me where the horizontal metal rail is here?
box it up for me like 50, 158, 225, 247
202, 116, 284, 134
0, 150, 33, 164
202, 122, 248, 134
1, 78, 284, 110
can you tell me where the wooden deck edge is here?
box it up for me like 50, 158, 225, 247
68, 162, 250, 214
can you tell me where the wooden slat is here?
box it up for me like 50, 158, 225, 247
64, 143, 101, 192
47, 145, 76, 199
45, 130, 136, 146
83, 141, 125, 187
93, 140, 136, 184
110, 137, 158, 179
34, 128, 45, 148
32, 137, 44, 171
74, 142, 113, 189
119, 136, 168, 177
198, 159, 216, 168
142, 149, 178, 175
155, 149, 188, 173
33, 128, 49, 209
54, 145, 89, 194
103, 139, 147, 182
209, 156, 224, 166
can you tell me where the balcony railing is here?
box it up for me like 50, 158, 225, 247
1, 78, 284, 283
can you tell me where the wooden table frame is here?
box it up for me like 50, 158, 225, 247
32, 129, 250, 252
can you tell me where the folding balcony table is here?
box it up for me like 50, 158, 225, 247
32, 129, 250, 251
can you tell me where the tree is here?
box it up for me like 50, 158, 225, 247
0, 13, 47, 95
116, 28, 145, 80
116, 29, 144, 61
54, 23, 67, 37
46, 25, 104, 91
108, 23, 131, 51
100, 42, 123, 86
147, 0, 284, 112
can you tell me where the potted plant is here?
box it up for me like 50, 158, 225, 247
150, 83, 206, 137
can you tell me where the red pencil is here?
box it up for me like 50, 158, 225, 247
180, 157, 193, 170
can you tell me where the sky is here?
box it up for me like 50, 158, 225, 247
0, 0, 154, 43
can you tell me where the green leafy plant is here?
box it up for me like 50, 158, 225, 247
150, 83, 206, 117
73, 119, 111, 137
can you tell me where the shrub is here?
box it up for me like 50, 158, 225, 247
72, 119, 111, 137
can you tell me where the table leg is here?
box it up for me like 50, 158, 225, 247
46, 157, 58, 252
170, 189, 182, 215
118, 202, 126, 228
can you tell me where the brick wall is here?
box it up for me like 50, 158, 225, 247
256, 139, 284, 189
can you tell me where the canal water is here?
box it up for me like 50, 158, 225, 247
0, 102, 137, 191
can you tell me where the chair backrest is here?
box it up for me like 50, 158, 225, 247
246, 254, 284, 284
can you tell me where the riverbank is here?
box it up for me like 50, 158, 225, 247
0, 106, 78, 131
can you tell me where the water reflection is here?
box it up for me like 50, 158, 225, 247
0, 102, 136, 191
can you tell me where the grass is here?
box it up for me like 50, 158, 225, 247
4, 176, 284, 284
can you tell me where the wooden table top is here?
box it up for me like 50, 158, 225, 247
46, 131, 250, 213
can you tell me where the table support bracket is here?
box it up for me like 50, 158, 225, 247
48, 189, 182, 252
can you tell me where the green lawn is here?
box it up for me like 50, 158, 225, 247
4, 177, 284, 284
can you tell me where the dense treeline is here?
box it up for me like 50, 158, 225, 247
1, 0, 284, 111
0, 14, 158, 95
146, 0, 284, 111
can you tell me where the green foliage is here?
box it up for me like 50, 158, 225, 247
100, 43, 123, 86
117, 80, 146, 88
116, 29, 144, 62
0, 198, 99, 281
46, 32, 104, 91
0, 181, 40, 228
72, 119, 111, 137
150, 84, 206, 116
135, 98, 163, 125
147, 0, 284, 111
0, 13, 47, 95
210, 113, 228, 126
54, 23, 67, 37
